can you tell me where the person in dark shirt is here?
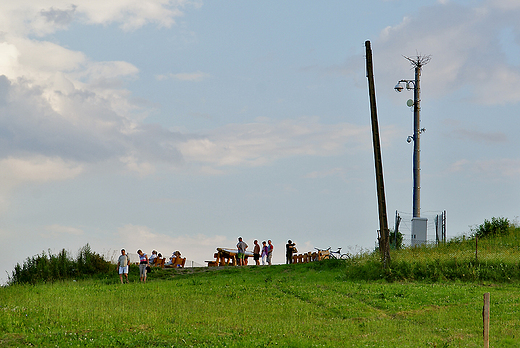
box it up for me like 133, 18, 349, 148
286, 240, 296, 264
253, 240, 261, 265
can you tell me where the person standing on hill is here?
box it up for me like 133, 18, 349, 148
237, 237, 248, 266
267, 240, 274, 265
236, 237, 248, 266
253, 240, 261, 266
137, 250, 149, 283
286, 240, 296, 264
261, 241, 268, 265
117, 249, 130, 284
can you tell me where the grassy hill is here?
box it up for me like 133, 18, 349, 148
347, 220, 520, 282
1, 222, 519, 347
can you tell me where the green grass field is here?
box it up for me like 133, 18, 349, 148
1, 261, 519, 347
2, 222, 520, 347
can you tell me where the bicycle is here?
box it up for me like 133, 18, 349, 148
315, 247, 350, 260
330, 247, 351, 260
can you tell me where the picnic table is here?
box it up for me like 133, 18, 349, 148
206, 248, 254, 266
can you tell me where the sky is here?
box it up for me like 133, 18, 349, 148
1, 0, 520, 283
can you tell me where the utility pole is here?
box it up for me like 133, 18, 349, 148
411, 59, 423, 218
365, 40, 390, 267
395, 55, 430, 246
394, 55, 430, 218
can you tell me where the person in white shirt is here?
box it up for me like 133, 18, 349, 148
117, 249, 130, 284
236, 237, 248, 266
149, 250, 158, 265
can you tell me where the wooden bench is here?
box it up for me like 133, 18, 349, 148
317, 250, 330, 260
171, 256, 186, 268
153, 257, 166, 268
290, 251, 322, 263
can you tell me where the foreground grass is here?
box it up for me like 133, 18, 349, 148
1, 262, 519, 347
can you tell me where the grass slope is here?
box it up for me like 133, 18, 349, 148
1, 261, 519, 347
348, 225, 520, 282
1, 227, 519, 347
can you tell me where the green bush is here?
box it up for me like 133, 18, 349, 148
473, 216, 510, 238
75, 244, 110, 275
389, 228, 404, 249
8, 244, 110, 285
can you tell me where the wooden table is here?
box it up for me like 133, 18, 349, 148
208, 248, 254, 266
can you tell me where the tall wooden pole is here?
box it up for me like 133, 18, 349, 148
365, 41, 390, 267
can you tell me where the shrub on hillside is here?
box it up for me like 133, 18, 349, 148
473, 217, 510, 238
76, 244, 110, 275
8, 244, 110, 285
389, 228, 404, 250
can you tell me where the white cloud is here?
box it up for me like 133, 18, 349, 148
179, 119, 371, 168
156, 71, 210, 81
448, 159, 469, 173
448, 158, 520, 178
79, 0, 188, 31
15, 38, 86, 74
0, 156, 83, 213
80, 61, 139, 82
0, 1, 379, 186
476, 159, 520, 177
0, 156, 83, 187
489, 0, 520, 10
0, 42, 21, 79
447, 128, 507, 143
0, 66, 185, 177
355, 2, 520, 105
0, 1, 193, 182
0, 37, 141, 121
43, 224, 84, 237
0, 0, 193, 36
0, 35, 377, 184
119, 154, 156, 176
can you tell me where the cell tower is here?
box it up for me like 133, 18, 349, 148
394, 54, 431, 246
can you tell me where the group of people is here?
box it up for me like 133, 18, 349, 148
116, 249, 149, 284
117, 238, 298, 282
237, 238, 294, 266
149, 250, 182, 266
116, 248, 183, 284
236, 238, 274, 266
